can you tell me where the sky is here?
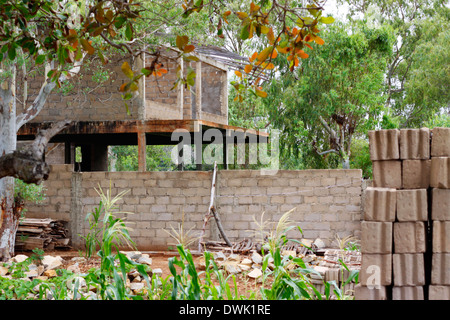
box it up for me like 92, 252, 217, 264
323, 0, 351, 21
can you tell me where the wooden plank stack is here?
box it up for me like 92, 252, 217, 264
15, 218, 71, 251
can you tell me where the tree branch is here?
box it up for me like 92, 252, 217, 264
16, 55, 85, 130
0, 120, 72, 184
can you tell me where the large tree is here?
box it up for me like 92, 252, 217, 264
0, 0, 333, 259
340, 0, 449, 127
261, 21, 394, 168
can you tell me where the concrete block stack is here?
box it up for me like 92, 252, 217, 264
429, 127, 450, 300
357, 127, 450, 300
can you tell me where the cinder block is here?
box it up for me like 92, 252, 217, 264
363, 187, 396, 222
361, 221, 392, 254
396, 189, 428, 221
429, 285, 450, 300
431, 127, 450, 157
354, 284, 388, 300
402, 160, 431, 189
372, 161, 402, 189
369, 129, 400, 160
430, 157, 450, 189
393, 254, 425, 286
393, 222, 426, 253
432, 188, 450, 221
392, 286, 424, 300
360, 254, 392, 286
432, 221, 450, 253
431, 253, 450, 285
400, 128, 430, 160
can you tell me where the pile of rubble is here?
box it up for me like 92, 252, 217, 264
0, 252, 156, 300
196, 245, 360, 296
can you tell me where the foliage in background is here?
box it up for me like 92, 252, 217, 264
349, 138, 372, 179
109, 145, 177, 171
341, 0, 449, 127
14, 179, 46, 205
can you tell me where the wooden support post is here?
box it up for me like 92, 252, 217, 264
137, 131, 146, 172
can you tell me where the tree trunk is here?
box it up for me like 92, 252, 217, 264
0, 64, 18, 260
0, 58, 71, 259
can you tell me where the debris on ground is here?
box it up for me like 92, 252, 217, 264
14, 218, 71, 251
3, 237, 360, 299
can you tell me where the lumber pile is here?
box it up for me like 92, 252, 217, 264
15, 218, 71, 251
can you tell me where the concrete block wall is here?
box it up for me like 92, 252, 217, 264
358, 127, 450, 300
24, 167, 363, 251
17, 55, 141, 122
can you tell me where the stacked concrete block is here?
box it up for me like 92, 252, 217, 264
359, 186, 394, 299
358, 127, 450, 300
430, 127, 450, 299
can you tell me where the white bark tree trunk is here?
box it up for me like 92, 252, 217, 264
0, 63, 18, 260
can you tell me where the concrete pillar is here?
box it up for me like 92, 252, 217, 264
70, 172, 83, 249
137, 132, 146, 172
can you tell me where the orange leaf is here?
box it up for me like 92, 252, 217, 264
255, 89, 267, 98
298, 50, 309, 59
314, 36, 325, 45
119, 83, 127, 92
159, 68, 168, 74
267, 28, 275, 44
304, 43, 313, 50
277, 46, 290, 54
262, 62, 275, 70
257, 46, 273, 62
304, 35, 312, 42
249, 52, 258, 62
236, 12, 248, 20
235, 70, 242, 78
250, 2, 260, 13
183, 45, 195, 53
271, 49, 278, 59
244, 64, 253, 73
80, 38, 95, 55
294, 57, 299, 66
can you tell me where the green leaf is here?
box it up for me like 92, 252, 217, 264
7, 44, 16, 60
240, 23, 250, 40
125, 22, 133, 41
319, 16, 335, 24
307, 4, 320, 17
114, 16, 126, 29
141, 67, 152, 76
35, 54, 46, 65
